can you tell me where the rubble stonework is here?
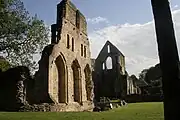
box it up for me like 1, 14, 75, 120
31, 0, 94, 111
0, 66, 31, 111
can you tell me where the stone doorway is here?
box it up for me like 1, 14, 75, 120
84, 64, 92, 101
55, 55, 67, 103
72, 60, 82, 103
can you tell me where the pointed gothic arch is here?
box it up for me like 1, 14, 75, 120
55, 54, 68, 103
106, 56, 113, 69
71, 59, 82, 103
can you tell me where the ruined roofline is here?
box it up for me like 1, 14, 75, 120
106, 40, 125, 57
58, 0, 86, 20
96, 40, 125, 60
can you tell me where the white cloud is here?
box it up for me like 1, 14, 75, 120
173, 5, 179, 9
87, 16, 109, 24
89, 9, 180, 77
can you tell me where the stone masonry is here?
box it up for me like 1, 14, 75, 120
32, 0, 94, 111
92, 41, 127, 101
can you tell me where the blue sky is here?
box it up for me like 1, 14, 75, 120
22, 0, 180, 76
22, 0, 180, 31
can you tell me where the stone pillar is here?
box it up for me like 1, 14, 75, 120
16, 70, 29, 107
151, 0, 180, 119
16, 79, 26, 106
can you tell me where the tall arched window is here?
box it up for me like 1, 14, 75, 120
106, 56, 113, 69
72, 38, 74, 51
67, 34, 70, 49
102, 63, 105, 70
84, 46, 86, 58
81, 44, 83, 56
107, 45, 110, 53
76, 10, 80, 29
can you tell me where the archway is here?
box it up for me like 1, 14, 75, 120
84, 64, 92, 101
71, 59, 82, 103
106, 56, 113, 69
55, 55, 67, 103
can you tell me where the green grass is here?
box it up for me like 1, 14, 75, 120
110, 99, 121, 102
0, 102, 164, 120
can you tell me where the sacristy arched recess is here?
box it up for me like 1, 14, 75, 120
71, 59, 82, 103
55, 53, 68, 103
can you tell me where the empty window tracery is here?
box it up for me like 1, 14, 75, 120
106, 56, 113, 69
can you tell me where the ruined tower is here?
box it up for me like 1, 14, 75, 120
33, 0, 94, 111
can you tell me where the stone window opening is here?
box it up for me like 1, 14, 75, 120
107, 45, 110, 53
106, 56, 113, 69
84, 46, 86, 58
67, 34, 70, 49
72, 37, 74, 51
102, 63, 105, 70
84, 64, 92, 101
71, 60, 82, 103
81, 44, 83, 56
76, 10, 80, 29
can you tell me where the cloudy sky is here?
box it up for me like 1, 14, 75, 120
22, 0, 180, 76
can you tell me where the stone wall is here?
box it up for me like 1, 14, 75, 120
93, 41, 127, 101
33, 0, 94, 111
19, 101, 94, 112
0, 66, 31, 111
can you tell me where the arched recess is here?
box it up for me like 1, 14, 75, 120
84, 64, 92, 101
71, 59, 82, 103
106, 56, 113, 69
72, 37, 74, 51
67, 34, 70, 49
55, 54, 67, 103
107, 45, 110, 53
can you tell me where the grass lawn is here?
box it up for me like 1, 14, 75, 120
0, 102, 164, 120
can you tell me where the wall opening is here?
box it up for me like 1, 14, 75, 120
76, 10, 80, 29
67, 34, 70, 49
102, 63, 105, 70
72, 37, 74, 51
107, 45, 110, 53
51, 24, 57, 44
106, 56, 113, 69
84, 46, 86, 58
84, 64, 92, 101
81, 44, 83, 56
55, 55, 66, 103
72, 60, 82, 103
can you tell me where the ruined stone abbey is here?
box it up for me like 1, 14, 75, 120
0, 0, 140, 112
30, 0, 94, 111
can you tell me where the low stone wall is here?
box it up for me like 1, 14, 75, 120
19, 103, 52, 112
19, 101, 94, 112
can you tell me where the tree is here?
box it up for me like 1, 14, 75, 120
151, 0, 180, 119
0, 0, 49, 71
138, 69, 148, 81
0, 56, 11, 72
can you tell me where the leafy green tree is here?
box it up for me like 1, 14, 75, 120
0, 0, 49, 71
0, 56, 11, 72
139, 69, 148, 81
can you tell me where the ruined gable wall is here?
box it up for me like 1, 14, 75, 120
93, 41, 127, 100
